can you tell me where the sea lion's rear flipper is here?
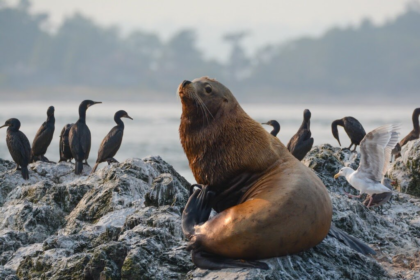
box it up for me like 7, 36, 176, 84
182, 184, 214, 237
192, 250, 269, 270
328, 225, 376, 255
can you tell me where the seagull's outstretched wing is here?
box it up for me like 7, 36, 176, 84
356, 124, 399, 182
382, 129, 399, 176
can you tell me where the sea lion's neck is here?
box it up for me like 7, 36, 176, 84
180, 104, 281, 189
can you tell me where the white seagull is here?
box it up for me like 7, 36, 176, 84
334, 124, 399, 207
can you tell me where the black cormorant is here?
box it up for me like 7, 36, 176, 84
69, 100, 101, 174
31, 106, 55, 162
262, 120, 280, 136
0, 118, 31, 179
331, 117, 366, 151
399, 107, 420, 148
91, 110, 133, 173
287, 109, 314, 161
59, 123, 74, 162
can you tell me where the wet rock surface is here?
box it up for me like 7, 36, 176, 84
0, 148, 418, 279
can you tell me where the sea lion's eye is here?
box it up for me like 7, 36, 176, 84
205, 85, 212, 94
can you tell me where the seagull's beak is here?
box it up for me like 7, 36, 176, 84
391, 181, 397, 186
334, 173, 340, 179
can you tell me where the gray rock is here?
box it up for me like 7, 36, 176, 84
389, 139, 420, 197
0, 150, 418, 279
145, 173, 189, 207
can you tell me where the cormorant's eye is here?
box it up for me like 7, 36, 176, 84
205, 85, 212, 94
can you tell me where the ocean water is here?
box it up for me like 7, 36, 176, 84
0, 101, 415, 183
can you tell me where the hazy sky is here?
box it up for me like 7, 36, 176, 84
7, 0, 410, 61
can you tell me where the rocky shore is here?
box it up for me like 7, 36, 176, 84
0, 142, 419, 280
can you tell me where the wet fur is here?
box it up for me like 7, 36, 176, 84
179, 80, 280, 190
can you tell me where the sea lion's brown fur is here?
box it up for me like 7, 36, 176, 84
179, 77, 332, 260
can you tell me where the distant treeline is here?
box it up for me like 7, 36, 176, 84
1, 1, 420, 95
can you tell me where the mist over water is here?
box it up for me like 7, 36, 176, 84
0, 101, 414, 183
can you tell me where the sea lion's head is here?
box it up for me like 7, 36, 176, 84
179, 77, 284, 188
178, 77, 237, 125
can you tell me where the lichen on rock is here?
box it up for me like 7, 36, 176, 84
389, 139, 420, 197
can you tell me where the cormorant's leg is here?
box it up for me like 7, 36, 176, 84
41, 155, 56, 164
348, 143, 353, 150
352, 145, 357, 152
106, 158, 119, 165
15, 165, 21, 171
83, 160, 90, 167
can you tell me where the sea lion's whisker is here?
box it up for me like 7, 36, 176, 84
196, 94, 214, 121
197, 97, 210, 125
191, 92, 207, 125
191, 92, 210, 126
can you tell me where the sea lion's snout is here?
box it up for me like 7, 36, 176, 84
182, 80, 191, 87
178, 80, 193, 98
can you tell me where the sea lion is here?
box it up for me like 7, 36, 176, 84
178, 77, 333, 269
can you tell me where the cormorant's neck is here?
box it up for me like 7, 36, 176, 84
79, 106, 87, 122
7, 126, 19, 132
333, 119, 344, 127
47, 115, 55, 124
413, 109, 420, 133
270, 123, 280, 136
300, 119, 310, 130
332, 119, 344, 145
114, 116, 124, 128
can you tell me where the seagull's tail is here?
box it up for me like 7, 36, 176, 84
328, 224, 376, 255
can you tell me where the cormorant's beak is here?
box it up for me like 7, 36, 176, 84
125, 115, 133, 120
87, 101, 102, 108
0, 124, 7, 129
261, 123, 267, 125
334, 173, 340, 179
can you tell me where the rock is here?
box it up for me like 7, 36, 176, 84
302, 144, 360, 194
0, 150, 418, 279
389, 139, 420, 197
145, 173, 189, 207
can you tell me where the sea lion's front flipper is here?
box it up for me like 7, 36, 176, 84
191, 249, 269, 270
182, 184, 214, 238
